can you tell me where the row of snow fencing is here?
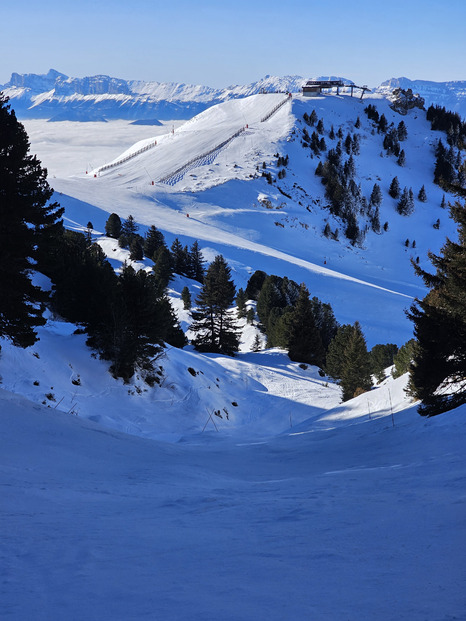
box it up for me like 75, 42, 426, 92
260, 95, 291, 123
93, 140, 158, 175
158, 126, 247, 186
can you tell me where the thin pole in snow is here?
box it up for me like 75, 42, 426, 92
388, 388, 395, 427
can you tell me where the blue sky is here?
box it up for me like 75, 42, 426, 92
2, 0, 466, 87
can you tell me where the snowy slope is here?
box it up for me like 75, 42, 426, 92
38, 91, 458, 347
1, 378, 465, 621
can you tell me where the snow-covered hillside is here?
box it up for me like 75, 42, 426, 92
2, 365, 465, 620
40, 90, 458, 347
2, 78, 466, 621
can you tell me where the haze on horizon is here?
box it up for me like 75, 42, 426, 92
2, 0, 466, 89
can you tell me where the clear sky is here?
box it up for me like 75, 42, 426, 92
2, 0, 466, 88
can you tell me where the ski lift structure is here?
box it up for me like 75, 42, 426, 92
302, 80, 371, 100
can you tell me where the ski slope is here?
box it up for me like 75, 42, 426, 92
2, 373, 465, 621
90, 94, 292, 185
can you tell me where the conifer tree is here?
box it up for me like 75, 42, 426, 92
371, 204, 381, 234
181, 286, 191, 310
325, 324, 354, 380
397, 186, 414, 216
129, 238, 144, 261
285, 284, 324, 367
119, 215, 140, 248
370, 183, 383, 208
121, 214, 138, 238
171, 238, 187, 275
325, 323, 372, 401
370, 343, 398, 383
187, 240, 205, 283
418, 185, 427, 202
389, 176, 401, 199
397, 120, 408, 141
235, 288, 247, 318
105, 213, 122, 239
143, 225, 165, 259
392, 339, 416, 378
0, 94, 64, 347
339, 324, 372, 400
245, 270, 267, 301
152, 245, 173, 293
408, 201, 466, 415
191, 255, 239, 355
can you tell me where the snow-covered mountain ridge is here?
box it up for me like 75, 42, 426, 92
3, 69, 466, 121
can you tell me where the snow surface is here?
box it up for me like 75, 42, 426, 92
2, 90, 465, 620
2, 371, 465, 620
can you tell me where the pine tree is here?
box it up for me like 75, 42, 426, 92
129, 238, 143, 261
188, 240, 206, 283
245, 270, 267, 301
339, 323, 372, 401
191, 255, 239, 355
236, 288, 247, 318
370, 343, 398, 383
370, 183, 383, 208
152, 245, 173, 293
371, 204, 381, 234
121, 214, 138, 237
389, 176, 401, 199
252, 333, 261, 352
256, 275, 283, 326
397, 120, 408, 141
392, 339, 416, 378
418, 185, 427, 202
325, 324, 354, 380
378, 114, 388, 133
105, 213, 122, 239
143, 225, 165, 259
171, 238, 187, 275
397, 149, 406, 167
408, 201, 466, 415
181, 286, 191, 310
119, 215, 140, 248
397, 186, 414, 216
0, 94, 64, 347
325, 323, 372, 401
285, 284, 324, 367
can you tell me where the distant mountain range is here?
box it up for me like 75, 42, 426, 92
2, 69, 466, 122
